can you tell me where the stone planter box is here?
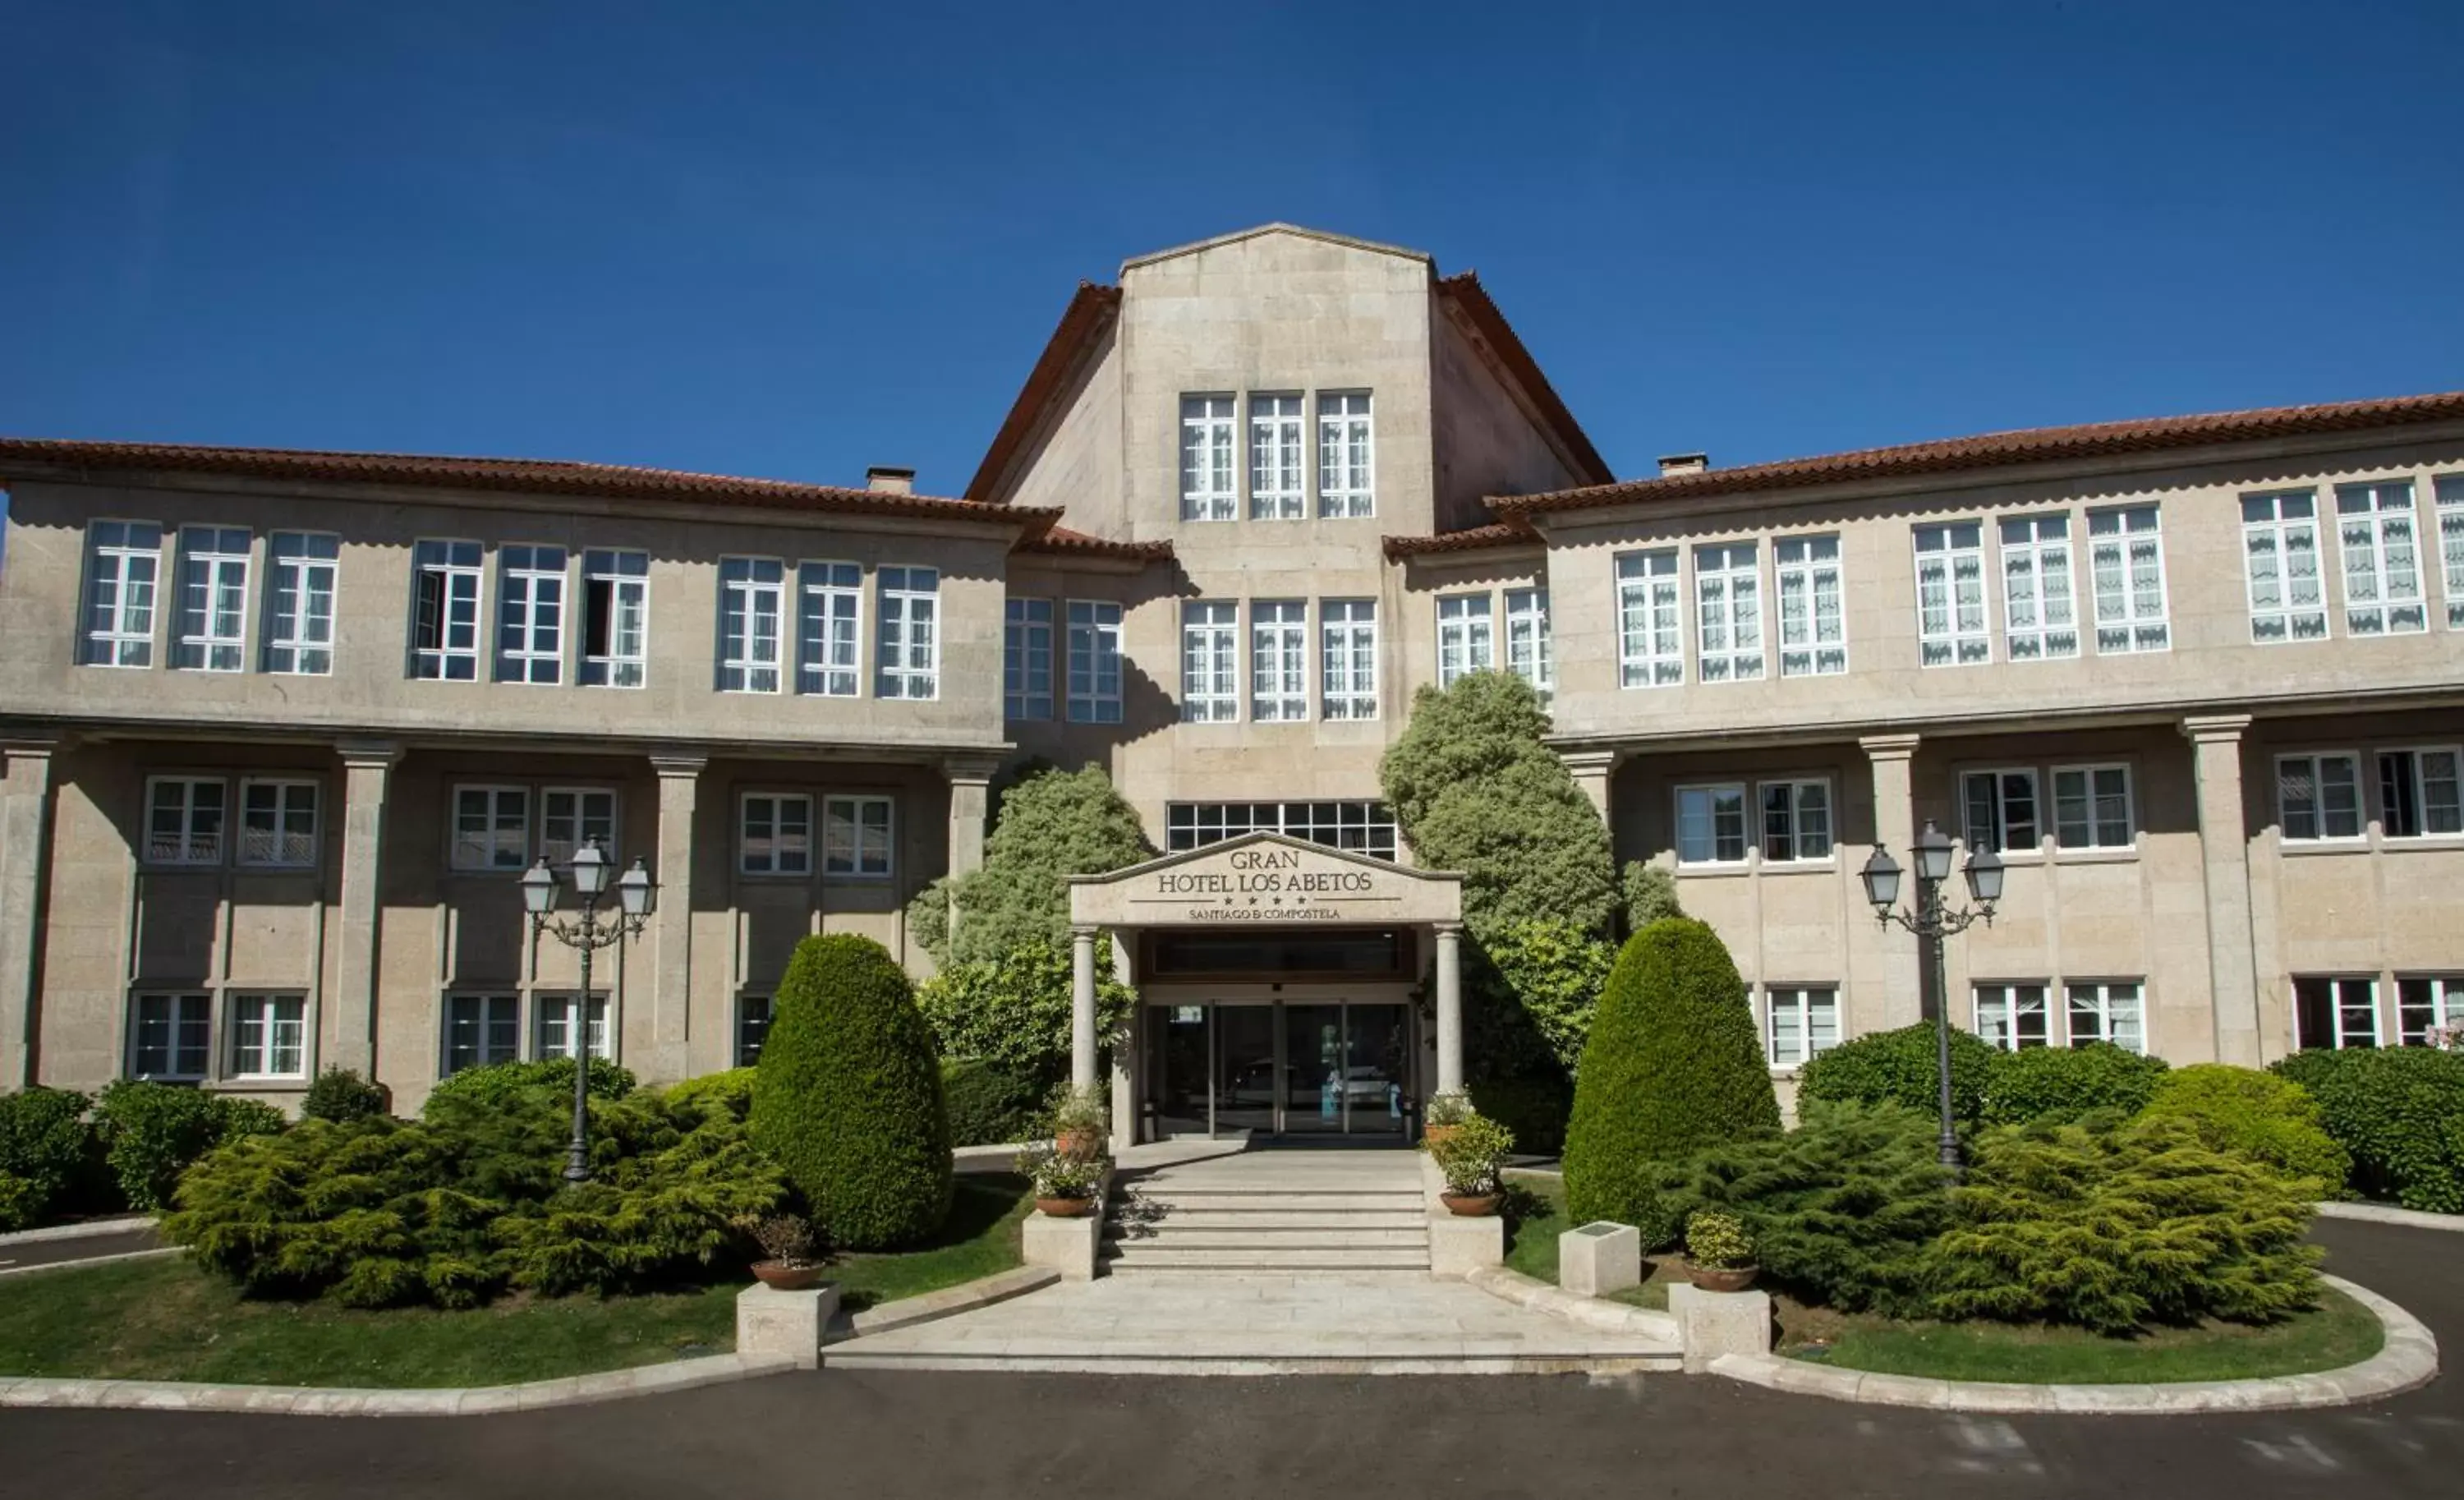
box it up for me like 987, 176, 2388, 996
1558, 1221, 1641, 1297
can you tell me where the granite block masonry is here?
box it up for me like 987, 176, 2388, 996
1559, 1222, 1641, 1298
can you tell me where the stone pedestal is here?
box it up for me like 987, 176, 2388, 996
736, 1283, 840, 1369
1559, 1222, 1641, 1297
1667, 1282, 1773, 1373
1428, 1212, 1505, 1277
1023, 1208, 1105, 1281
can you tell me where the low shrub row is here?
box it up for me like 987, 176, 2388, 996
0, 1079, 303, 1226
1795, 1024, 2169, 1127
2274, 1047, 2464, 1213
940, 1059, 1045, 1148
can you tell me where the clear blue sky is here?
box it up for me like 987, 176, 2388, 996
6, 0, 2460, 498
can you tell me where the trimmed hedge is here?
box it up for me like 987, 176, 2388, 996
2137, 1065, 2349, 1194
92, 1082, 284, 1212
423, 1057, 636, 1116
1468, 1073, 1573, 1157
752, 934, 953, 1249
1797, 1021, 1997, 1125
0, 1086, 96, 1231
301, 1068, 389, 1123
941, 1059, 1044, 1148
1981, 1044, 2172, 1125
1563, 918, 1780, 1228
2273, 1048, 2464, 1213
917, 939, 1136, 1086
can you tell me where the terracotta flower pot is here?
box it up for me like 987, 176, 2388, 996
751, 1260, 828, 1291
1439, 1190, 1501, 1217
1685, 1262, 1759, 1293
1037, 1194, 1097, 1218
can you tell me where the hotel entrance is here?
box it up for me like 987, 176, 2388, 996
1148, 999, 1413, 1140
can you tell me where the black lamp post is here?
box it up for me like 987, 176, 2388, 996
1859, 820, 2003, 1176
521, 837, 655, 1184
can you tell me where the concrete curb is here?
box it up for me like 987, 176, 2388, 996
0, 1215, 157, 1248
1464, 1264, 1684, 1345
1705, 1273, 2439, 1415
0, 1246, 183, 1280
2316, 1201, 2464, 1232
0, 1352, 799, 1418
832, 1266, 1061, 1342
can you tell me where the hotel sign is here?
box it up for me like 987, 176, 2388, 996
1068, 834, 1461, 928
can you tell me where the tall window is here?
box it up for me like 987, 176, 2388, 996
1913, 522, 1989, 667
2277, 753, 2363, 841
174, 526, 251, 672
146, 777, 225, 865
1250, 600, 1309, 722
82, 521, 161, 667
717, 558, 785, 692
1249, 394, 1305, 519
1437, 594, 1493, 687
536, 995, 608, 1061
1773, 536, 1844, 677
1320, 599, 1377, 720
2066, 982, 2145, 1052
1181, 601, 1239, 723
1766, 987, 1841, 1068
578, 549, 648, 688
2397, 977, 2462, 1047
1676, 784, 1749, 865
1504, 587, 1553, 698
2241, 492, 2328, 643
1317, 392, 1374, 518
876, 566, 939, 700
411, 540, 483, 681
494, 544, 566, 684
228, 994, 307, 1079
264, 531, 338, 675
1998, 515, 2079, 660
444, 993, 520, 1074
1961, 770, 2041, 855
736, 995, 774, 1066
824, 796, 893, 876
2438, 475, 2464, 630
2052, 764, 2134, 850
1004, 598, 1054, 720
1759, 780, 1833, 863
2378, 748, 2463, 838
1166, 802, 1399, 859
1616, 549, 1684, 688
130, 993, 210, 1080
1974, 983, 2051, 1050
739, 794, 812, 875
452, 785, 531, 871
1067, 600, 1124, 723
2295, 977, 2379, 1050
239, 779, 319, 868
2336, 481, 2425, 636
798, 561, 862, 698
1180, 396, 1236, 522
540, 788, 618, 865
2088, 506, 2169, 653
1694, 541, 1764, 682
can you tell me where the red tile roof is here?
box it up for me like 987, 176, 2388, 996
1381, 522, 1538, 559
963, 283, 1124, 503
1433, 272, 1613, 488
1491, 390, 2464, 519
1017, 525, 1175, 562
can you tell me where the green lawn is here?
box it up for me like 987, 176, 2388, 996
1502, 1171, 1672, 1312
0, 1174, 1032, 1387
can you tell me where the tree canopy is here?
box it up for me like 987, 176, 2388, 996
912, 764, 1153, 967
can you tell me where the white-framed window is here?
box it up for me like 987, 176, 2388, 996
1004, 598, 1054, 720
2088, 506, 2170, 654
1913, 522, 1990, 667
1180, 395, 1236, 522
1437, 593, 1493, 687
1758, 780, 1833, 863
536, 994, 609, 1061
1181, 600, 1239, 723
1317, 392, 1374, 518
145, 776, 226, 865
1249, 393, 1305, 520
1320, 599, 1377, 720
579, 549, 649, 688
238, 779, 319, 868
2337, 481, 2426, 637
444, 993, 521, 1074
824, 795, 893, 877
739, 793, 812, 876
1998, 515, 2079, 660
1765, 986, 1841, 1068
1066, 600, 1124, 724
410, 540, 484, 681
129, 992, 210, 1081
1974, 982, 2051, 1050
2241, 492, 2329, 643
1694, 541, 1764, 682
2437, 474, 2464, 630
876, 566, 939, 700
1773, 535, 1845, 677
540, 788, 618, 866
798, 561, 863, 698
2377, 747, 2463, 838
2065, 982, 2145, 1053
1676, 783, 1749, 865
2295, 976, 2379, 1050
1961, 769, 2041, 855
264, 531, 338, 675
718, 557, 785, 693
173, 525, 251, 672
451, 785, 531, 872
736, 994, 774, 1067
494, 543, 567, 685
2277, 753, 2363, 842
1166, 801, 1400, 859
228, 993, 307, 1079
81, 520, 162, 668
1505, 587, 1553, 699
2052, 763, 2134, 850
1616, 549, 1684, 688
2397, 977, 2463, 1047
1250, 600, 1309, 722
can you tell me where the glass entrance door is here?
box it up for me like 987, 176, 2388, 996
1144, 1001, 1410, 1139
1282, 1002, 1409, 1138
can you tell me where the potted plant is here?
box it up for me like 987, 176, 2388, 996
1018, 1141, 1107, 1217
1422, 1090, 1473, 1152
1429, 1114, 1515, 1216
1046, 1083, 1111, 1161
738, 1213, 830, 1291
1682, 1209, 1758, 1292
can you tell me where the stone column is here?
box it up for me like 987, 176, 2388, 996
1560, 749, 1620, 826
332, 740, 400, 1076
1859, 734, 1924, 1029
650, 755, 705, 1081
2184, 715, 2263, 1066
1069, 925, 1098, 1090
942, 757, 996, 880
0, 737, 60, 1088
1434, 921, 1464, 1095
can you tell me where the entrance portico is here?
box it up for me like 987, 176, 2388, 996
1066, 833, 1464, 1145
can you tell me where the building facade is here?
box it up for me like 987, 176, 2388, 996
2, 224, 2459, 1130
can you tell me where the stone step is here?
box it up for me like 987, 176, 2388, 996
1112, 1210, 1427, 1231
1101, 1246, 1431, 1272
1118, 1191, 1423, 1213
1107, 1227, 1429, 1249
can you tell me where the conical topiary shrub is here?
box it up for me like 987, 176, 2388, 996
1563, 918, 1781, 1241
751, 934, 953, 1249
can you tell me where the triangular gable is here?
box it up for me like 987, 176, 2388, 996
1069, 831, 1461, 927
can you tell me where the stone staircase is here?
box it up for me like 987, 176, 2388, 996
1102, 1147, 1430, 1273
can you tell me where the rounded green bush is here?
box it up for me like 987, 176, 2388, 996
1798, 1020, 1997, 1125
2273, 1048, 2464, 1213
1563, 918, 1781, 1228
1982, 1043, 2171, 1125
2137, 1064, 2350, 1194
752, 934, 953, 1249
301, 1068, 390, 1123
1467, 1073, 1572, 1156
940, 1059, 1044, 1148
0, 1085, 96, 1228
93, 1081, 228, 1212
421, 1056, 636, 1116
